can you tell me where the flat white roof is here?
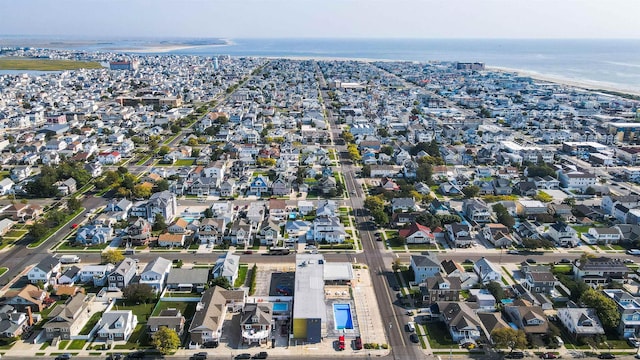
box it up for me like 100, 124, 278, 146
293, 254, 326, 321
323, 263, 354, 281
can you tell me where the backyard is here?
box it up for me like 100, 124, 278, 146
423, 321, 457, 349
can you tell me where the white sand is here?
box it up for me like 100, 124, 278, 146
488, 66, 640, 97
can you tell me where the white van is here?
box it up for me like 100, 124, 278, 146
406, 322, 415, 332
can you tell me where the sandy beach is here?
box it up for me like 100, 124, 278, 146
487, 65, 640, 97
108, 43, 228, 54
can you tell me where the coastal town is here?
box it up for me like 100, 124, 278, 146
0, 46, 640, 360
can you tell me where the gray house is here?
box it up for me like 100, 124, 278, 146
108, 258, 137, 291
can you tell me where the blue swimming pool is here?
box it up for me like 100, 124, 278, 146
333, 303, 354, 330
273, 302, 288, 312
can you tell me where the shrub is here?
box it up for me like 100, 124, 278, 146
381, 344, 389, 349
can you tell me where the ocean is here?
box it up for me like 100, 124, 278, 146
168, 39, 640, 93
4, 37, 640, 93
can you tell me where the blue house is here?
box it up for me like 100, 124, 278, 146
249, 176, 270, 197
76, 225, 113, 245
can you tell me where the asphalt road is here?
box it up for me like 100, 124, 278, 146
0, 195, 107, 286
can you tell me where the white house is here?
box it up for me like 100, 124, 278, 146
410, 254, 441, 284
212, 252, 240, 285
473, 257, 502, 284
96, 310, 138, 341
138, 257, 172, 293
27, 256, 61, 285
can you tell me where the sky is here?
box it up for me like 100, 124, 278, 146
1, 0, 639, 39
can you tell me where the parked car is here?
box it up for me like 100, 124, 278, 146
235, 354, 251, 360
558, 258, 571, 264
110, 354, 123, 360
392, 285, 400, 291
354, 336, 363, 350
526, 258, 537, 264
126, 352, 145, 359
409, 333, 419, 343
252, 352, 268, 359
202, 341, 219, 348
540, 353, 557, 359
505, 352, 524, 359
598, 354, 615, 359
406, 310, 414, 316
628, 337, 640, 347
338, 335, 345, 351
55, 355, 72, 360
243, 250, 254, 254
191, 353, 207, 360
507, 250, 519, 255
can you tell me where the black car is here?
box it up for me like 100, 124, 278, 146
235, 354, 252, 360
505, 352, 525, 359
598, 354, 616, 359
409, 333, 419, 343
126, 352, 145, 359
110, 354, 123, 360
392, 285, 400, 291
252, 352, 268, 359
526, 258, 537, 264
192, 352, 207, 360
202, 341, 219, 348
558, 258, 571, 264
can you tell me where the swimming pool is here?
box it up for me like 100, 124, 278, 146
333, 303, 354, 330
273, 302, 288, 312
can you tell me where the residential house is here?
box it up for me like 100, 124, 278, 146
2, 284, 47, 313
43, 293, 91, 340
0, 178, 14, 195
316, 200, 338, 217
0, 305, 29, 338
573, 257, 629, 287
195, 218, 226, 245
482, 223, 514, 248
390, 212, 421, 228
420, 274, 461, 306
166, 268, 210, 293
27, 256, 61, 285
0, 218, 15, 237
586, 227, 623, 245
241, 302, 273, 345
248, 176, 270, 197
138, 257, 172, 293
168, 218, 189, 234
312, 216, 346, 243
445, 223, 474, 248
504, 299, 549, 336
229, 219, 253, 246
146, 191, 178, 223
492, 178, 512, 195
188, 286, 246, 347
268, 199, 288, 222
75, 225, 113, 245
463, 199, 491, 223
157, 234, 185, 248
125, 218, 152, 246
547, 222, 579, 247
97, 151, 122, 165
391, 197, 416, 213
59, 266, 80, 286
212, 252, 240, 285
10, 165, 32, 182
437, 302, 483, 344
246, 202, 266, 224
96, 310, 138, 341
399, 223, 435, 244
474, 257, 502, 284
557, 307, 605, 341
5, 203, 43, 222
78, 264, 114, 287
271, 176, 291, 196
147, 308, 186, 336
56, 178, 77, 196
410, 253, 441, 284
477, 312, 510, 345
522, 271, 556, 294
516, 200, 549, 217
603, 289, 640, 338
108, 258, 137, 291
258, 220, 281, 246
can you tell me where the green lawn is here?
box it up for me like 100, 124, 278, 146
27, 207, 85, 249
114, 300, 155, 323
0, 267, 7, 277
4, 229, 28, 238
40, 300, 65, 318
235, 264, 249, 287
151, 301, 196, 318
571, 225, 592, 234
58, 340, 70, 350
174, 159, 195, 166
423, 322, 457, 349
79, 311, 103, 335
68, 339, 86, 350
0, 58, 103, 70
113, 324, 150, 350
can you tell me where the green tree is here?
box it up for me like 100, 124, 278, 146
123, 283, 156, 304
347, 143, 361, 162
341, 130, 354, 143
585, 186, 596, 195
534, 191, 553, 203
155, 179, 169, 192
102, 249, 124, 264
158, 146, 171, 156
133, 183, 153, 199
210, 276, 231, 290
462, 185, 480, 198
380, 145, 394, 156
361, 164, 371, 177
580, 287, 620, 330
491, 328, 527, 351
153, 213, 167, 232
67, 198, 82, 212
492, 203, 515, 229
484, 281, 505, 300
28, 222, 49, 242
364, 196, 385, 214
203, 207, 214, 218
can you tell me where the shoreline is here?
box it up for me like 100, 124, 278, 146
107, 43, 229, 54
487, 65, 640, 97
